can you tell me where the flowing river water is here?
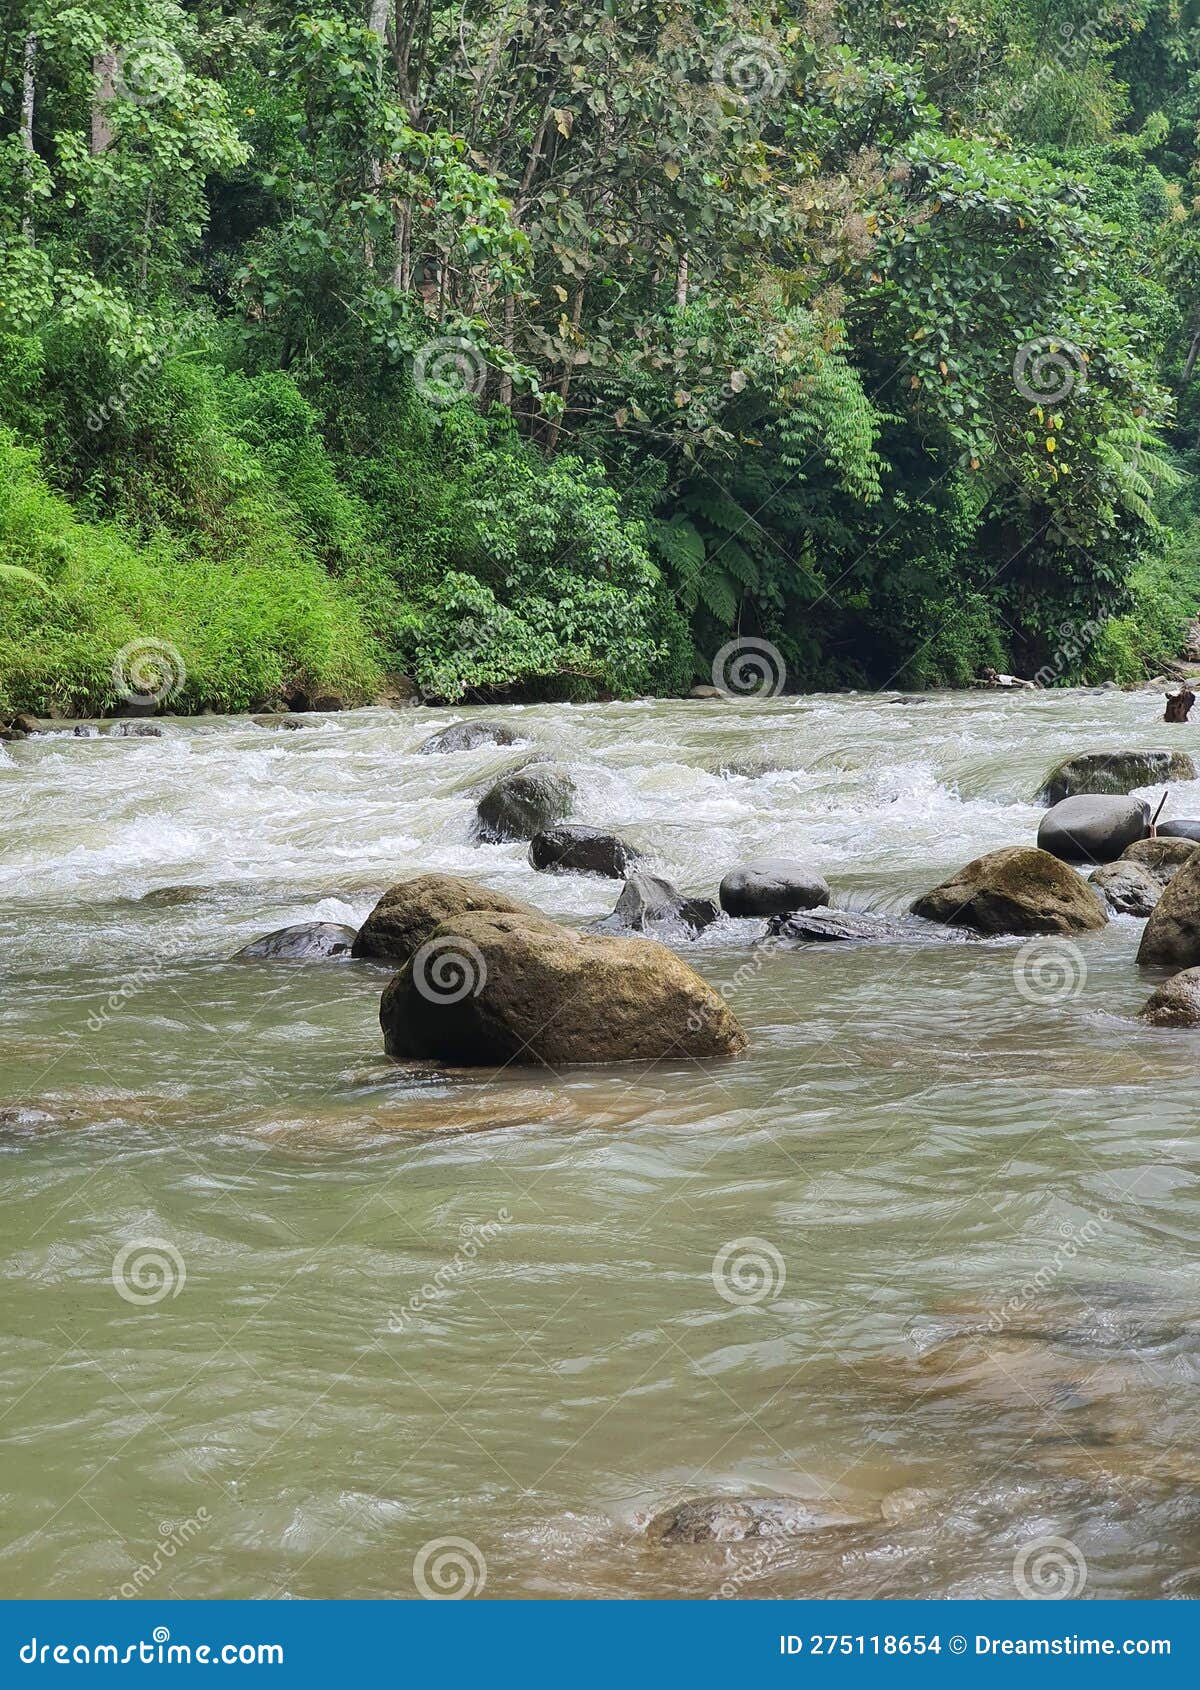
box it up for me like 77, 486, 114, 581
4, 690, 1200, 1601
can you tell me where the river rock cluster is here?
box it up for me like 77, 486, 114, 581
224, 728, 1200, 1052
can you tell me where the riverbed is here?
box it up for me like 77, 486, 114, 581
3, 690, 1200, 1600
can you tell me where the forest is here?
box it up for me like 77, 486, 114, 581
1, 0, 1198, 713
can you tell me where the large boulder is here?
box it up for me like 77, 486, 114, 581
1037, 794, 1149, 864
1138, 968, 1200, 1028
1157, 820, 1200, 844
1088, 861, 1161, 918
718, 859, 829, 918
417, 719, 517, 754
911, 847, 1107, 936
1121, 836, 1200, 885
1035, 750, 1196, 804
475, 764, 574, 842
586, 872, 718, 937
352, 873, 556, 963
1137, 853, 1200, 967
380, 910, 746, 1066
529, 825, 642, 879
233, 922, 357, 961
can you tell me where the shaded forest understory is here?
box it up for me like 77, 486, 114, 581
2, 1, 1200, 714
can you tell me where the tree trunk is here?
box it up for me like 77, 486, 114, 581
499, 293, 515, 408
92, 51, 117, 155
20, 33, 36, 240
675, 252, 688, 309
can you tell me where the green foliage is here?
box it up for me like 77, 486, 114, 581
0, 0, 1197, 709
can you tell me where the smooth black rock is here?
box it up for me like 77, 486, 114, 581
475, 764, 575, 843
1158, 820, 1200, 843
529, 826, 641, 878
418, 720, 517, 755
719, 859, 829, 917
232, 922, 358, 961
1037, 794, 1149, 864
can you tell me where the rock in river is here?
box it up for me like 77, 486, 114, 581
1088, 861, 1162, 918
1035, 749, 1196, 804
718, 859, 829, 917
644, 1495, 861, 1545
1037, 794, 1149, 864
586, 873, 718, 937
417, 719, 517, 754
379, 910, 746, 1066
232, 922, 358, 961
1138, 968, 1200, 1028
352, 873, 557, 964
1157, 819, 1200, 844
529, 825, 642, 878
1137, 852, 1200, 968
1121, 836, 1200, 885
911, 847, 1107, 936
475, 764, 575, 842
763, 907, 919, 945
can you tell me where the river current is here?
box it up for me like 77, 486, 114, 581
3, 690, 1200, 1600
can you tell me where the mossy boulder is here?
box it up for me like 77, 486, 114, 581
1137, 853, 1200, 967
380, 910, 746, 1066
352, 873, 556, 964
1138, 968, 1200, 1028
911, 847, 1107, 936
475, 764, 575, 842
1035, 750, 1196, 805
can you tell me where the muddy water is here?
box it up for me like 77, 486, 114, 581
3, 691, 1200, 1600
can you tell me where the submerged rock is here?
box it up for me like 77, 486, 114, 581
418, 720, 517, 754
379, 911, 746, 1066
1037, 794, 1149, 864
475, 764, 575, 842
1088, 860, 1161, 918
352, 873, 555, 964
1138, 968, 1200, 1027
1138, 852, 1200, 967
1035, 750, 1196, 805
911, 847, 1107, 936
644, 1496, 861, 1545
586, 872, 718, 937
1121, 836, 1200, 885
103, 721, 164, 738
232, 922, 358, 961
763, 907, 918, 945
719, 859, 829, 918
529, 825, 642, 878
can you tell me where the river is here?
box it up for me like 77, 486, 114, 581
3, 690, 1200, 1600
